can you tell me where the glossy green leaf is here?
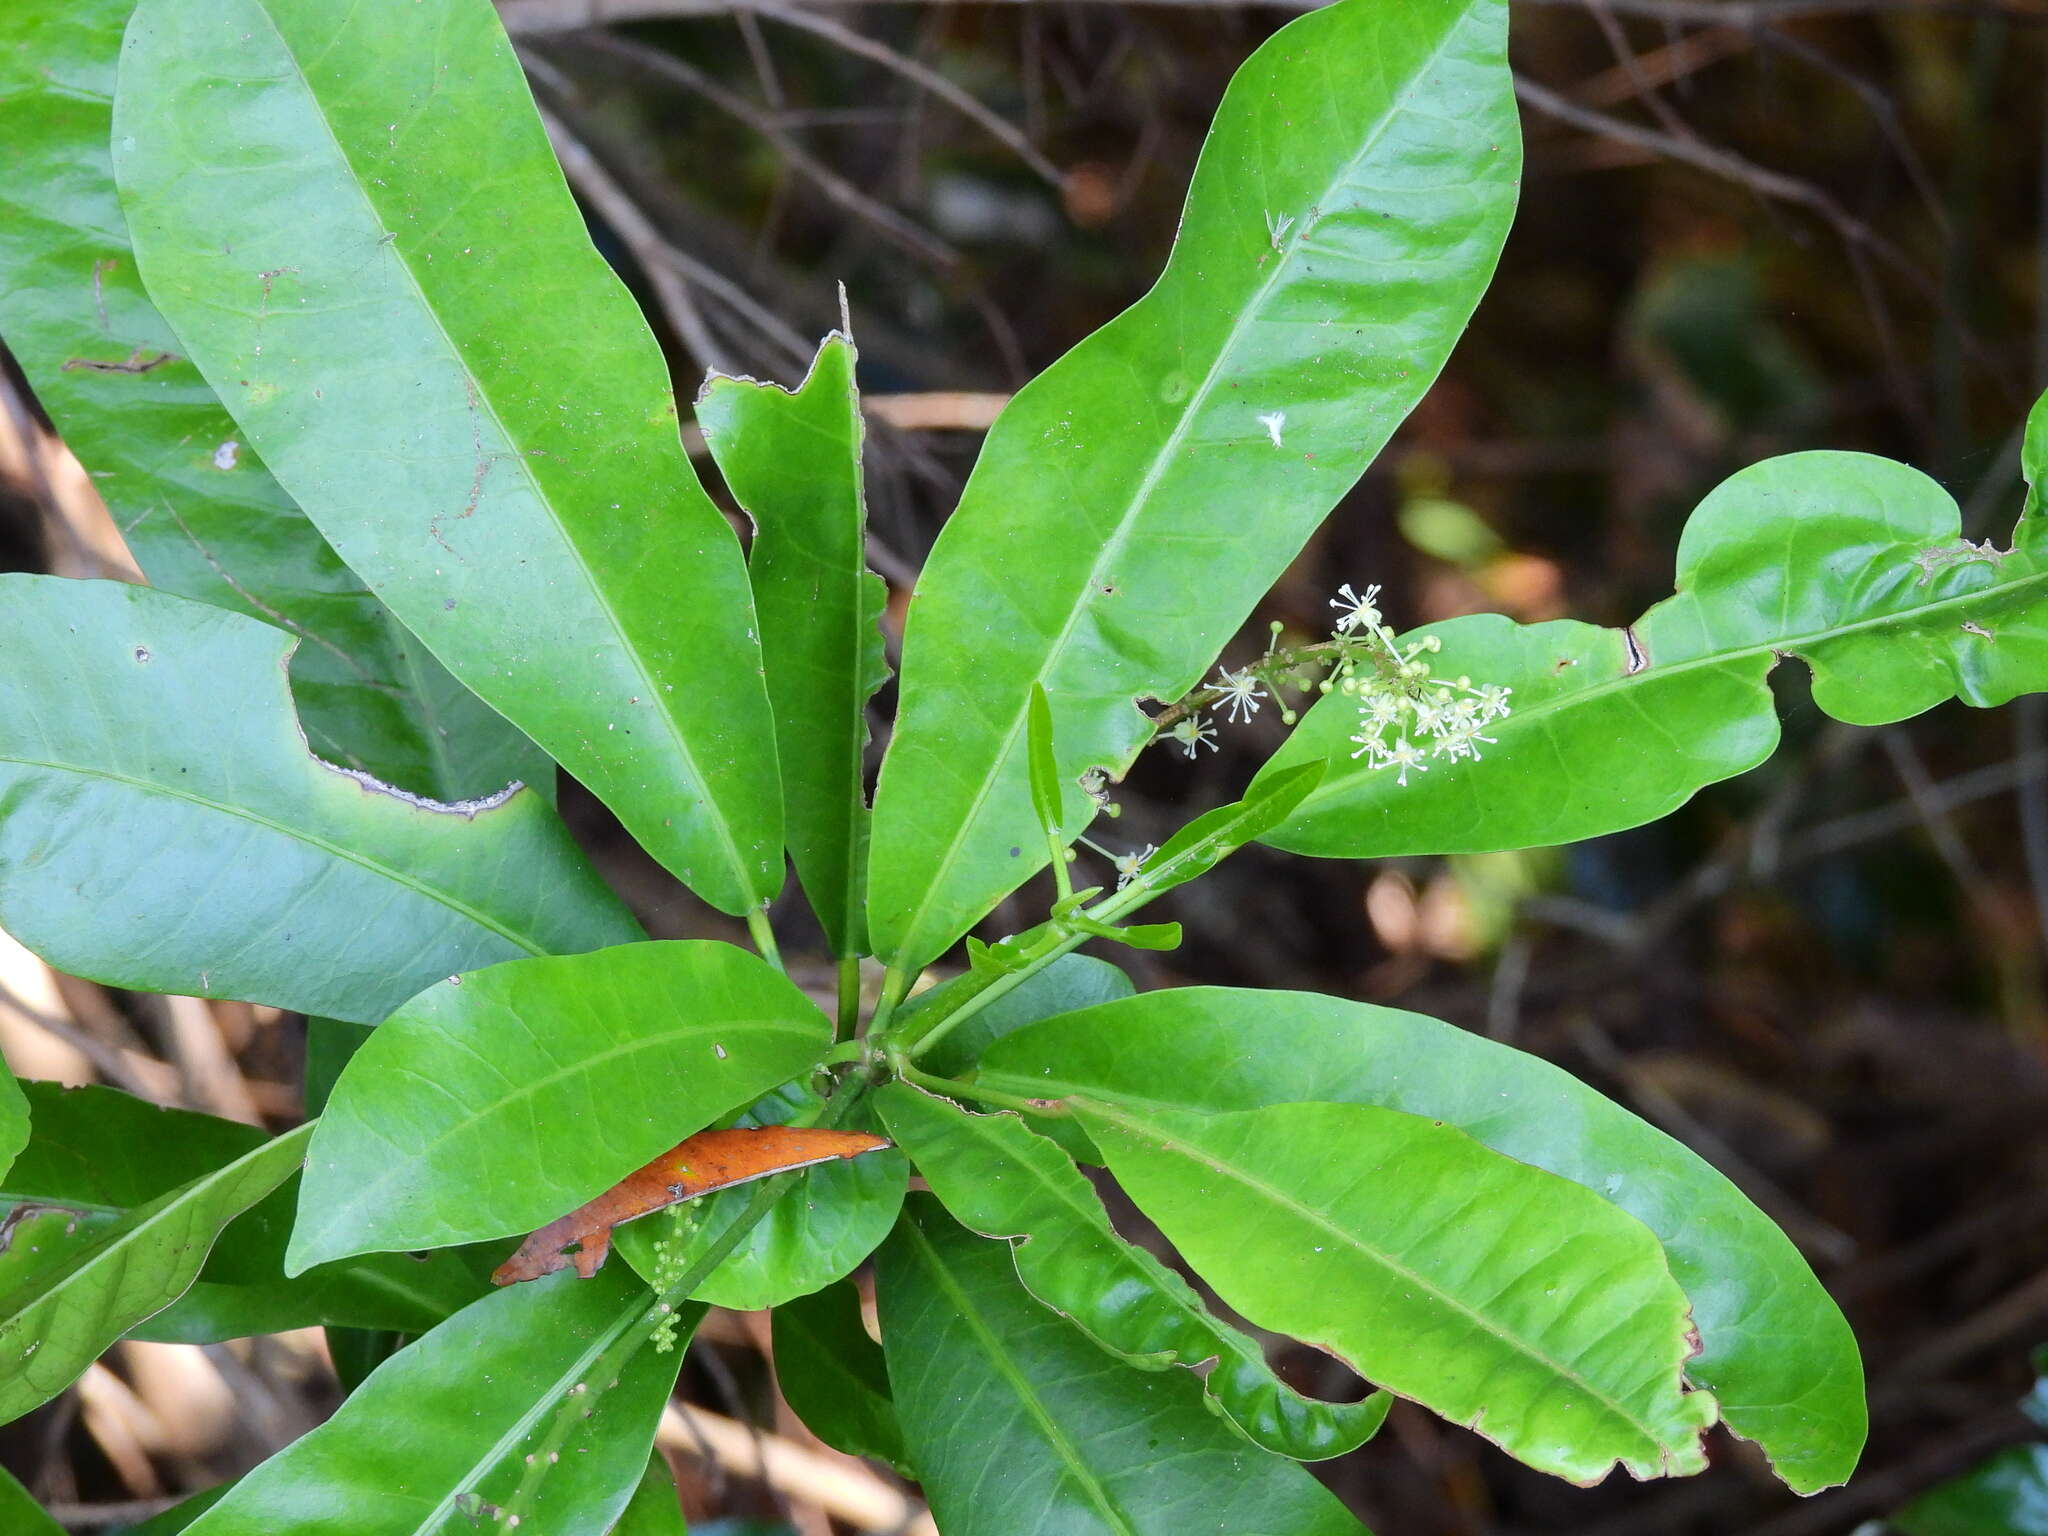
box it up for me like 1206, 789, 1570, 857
0, 0, 548, 800
878, 1197, 1365, 1536
867, 0, 1519, 971
291, 941, 832, 1272
135, 1177, 489, 1342
910, 952, 1132, 1080
0, 1083, 479, 1342
876, 1083, 1388, 1461
0, 1121, 310, 1424
0, 1068, 26, 1185
1893, 1445, 2048, 1536
179, 1268, 680, 1536
978, 988, 1864, 1493
0, 579, 636, 1022
1265, 452, 2048, 857
1074, 1098, 1715, 1484
771, 1277, 908, 1470
121, 1483, 235, 1536
1026, 684, 1065, 842
113, 0, 783, 915
698, 334, 888, 955
618, 1079, 905, 1311
0, 1464, 62, 1536
611, 1453, 689, 1536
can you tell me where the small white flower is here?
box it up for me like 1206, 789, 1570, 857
1214, 665, 1268, 724
1373, 737, 1429, 787
1348, 726, 1389, 763
1474, 683, 1514, 723
1168, 713, 1219, 758
1329, 583, 1382, 634
1360, 689, 1406, 733
1112, 844, 1157, 889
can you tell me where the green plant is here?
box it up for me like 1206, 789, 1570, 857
2, 0, 2043, 1526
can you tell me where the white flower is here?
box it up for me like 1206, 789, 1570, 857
1112, 844, 1157, 889
1374, 737, 1429, 787
1168, 713, 1218, 758
1213, 665, 1267, 724
1474, 683, 1513, 723
1329, 582, 1382, 634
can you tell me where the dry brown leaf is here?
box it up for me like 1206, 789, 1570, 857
492, 1126, 891, 1286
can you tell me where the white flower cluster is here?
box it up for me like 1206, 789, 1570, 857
1327, 583, 1512, 787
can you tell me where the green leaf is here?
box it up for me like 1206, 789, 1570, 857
910, 952, 1132, 1081
0, 578, 637, 1023
178, 1269, 680, 1536
0, 1464, 62, 1536
1893, 1446, 2048, 1536
0, 0, 548, 800
0, 1122, 310, 1424
617, 1080, 906, 1311
876, 1083, 1388, 1461
0, 1067, 26, 1185
771, 1278, 908, 1471
119, 1483, 236, 1536
879, 1196, 1365, 1535
698, 333, 888, 955
291, 941, 832, 1272
611, 1453, 689, 1536
1264, 452, 2048, 858
1026, 683, 1065, 843
113, 0, 783, 916
867, 0, 1519, 971
978, 988, 1865, 1493
1075, 1098, 1715, 1484
134, 1177, 489, 1342
0, 1082, 480, 1342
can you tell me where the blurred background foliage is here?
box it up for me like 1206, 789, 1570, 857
7, 0, 2048, 1530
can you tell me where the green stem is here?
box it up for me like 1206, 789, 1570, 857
835, 956, 861, 1041
893, 1059, 1068, 1118
745, 906, 783, 970
867, 963, 911, 1039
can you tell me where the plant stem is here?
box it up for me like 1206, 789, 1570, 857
867, 962, 910, 1039
892, 1059, 1068, 1118
835, 956, 861, 1041
745, 906, 784, 970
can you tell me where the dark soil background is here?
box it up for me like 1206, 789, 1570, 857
6, 0, 2048, 1531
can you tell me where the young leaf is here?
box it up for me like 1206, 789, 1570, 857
698, 334, 889, 955
1074, 1099, 1716, 1484
868, 0, 1520, 972
875, 1083, 1389, 1462
771, 1278, 908, 1471
1026, 683, 1065, 842
616, 1080, 907, 1310
977, 989, 1865, 1493
878, 1196, 1366, 1536
291, 941, 832, 1273
0, 0, 549, 801
1264, 451, 2048, 858
1134, 759, 1324, 898
0, 1122, 311, 1424
0, 578, 638, 1024
494, 1125, 892, 1285
176, 1269, 681, 1536
113, 0, 784, 917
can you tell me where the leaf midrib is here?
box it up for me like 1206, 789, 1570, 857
0, 751, 543, 956
1076, 1099, 1683, 1460
243, 0, 758, 905
1295, 560, 2048, 821
899, 1215, 1138, 1535
888, 6, 1473, 964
